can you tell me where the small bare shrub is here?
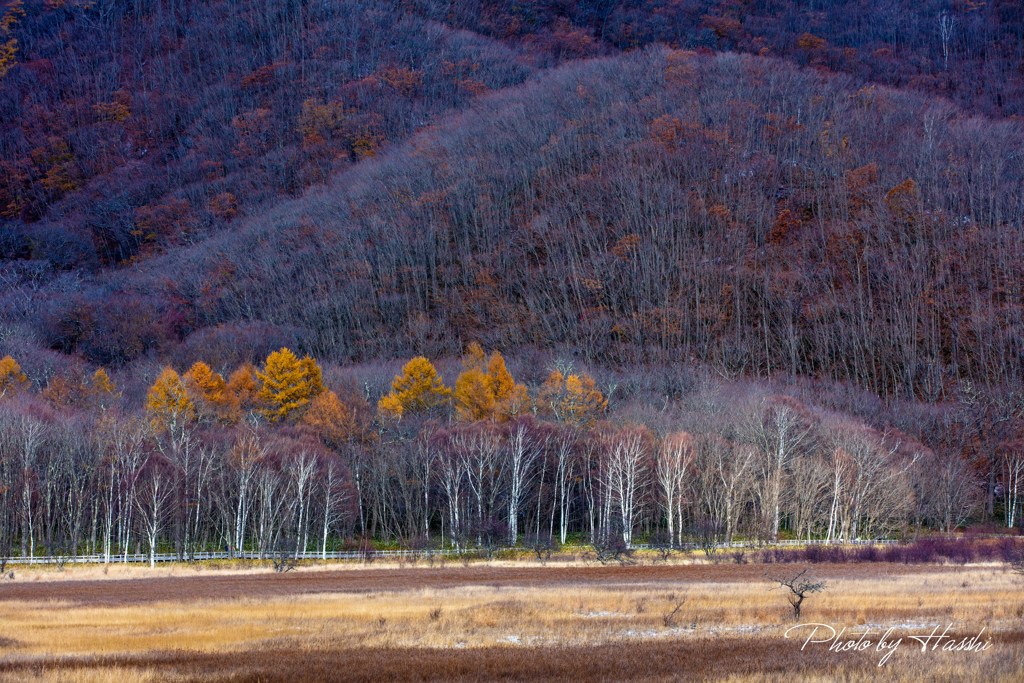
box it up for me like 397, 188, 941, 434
593, 534, 635, 566
663, 596, 687, 628
768, 568, 826, 620
648, 530, 675, 562
525, 533, 558, 563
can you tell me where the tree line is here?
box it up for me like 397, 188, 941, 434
2, 342, 1010, 566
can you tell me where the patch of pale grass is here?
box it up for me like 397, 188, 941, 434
2, 567, 1022, 656
1, 565, 1022, 682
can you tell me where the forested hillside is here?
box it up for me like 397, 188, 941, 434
14, 49, 1023, 398
0, 0, 1021, 558
0, 0, 532, 267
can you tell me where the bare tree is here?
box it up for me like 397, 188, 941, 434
706, 436, 754, 545
96, 415, 146, 564
826, 422, 918, 541
525, 532, 558, 563
456, 426, 502, 547
551, 428, 577, 545
1002, 451, 1023, 529
603, 426, 650, 546
272, 534, 299, 573
746, 398, 815, 542
217, 426, 264, 558
1010, 553, 1024, 577
504, 419, 542, 545
768, 569, 826, 620
656, 431, 694, 546
435, 429, 470, 549
284, 450, 317, 558
318, 453, 349, 559
938, 11, 954, 72
135, 454, 174, 568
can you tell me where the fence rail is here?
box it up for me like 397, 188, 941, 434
0, 538, 903, 566
631, 538, 899, 550
0, 549, 477, 565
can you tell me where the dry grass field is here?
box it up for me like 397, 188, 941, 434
1, 557, 1022, 682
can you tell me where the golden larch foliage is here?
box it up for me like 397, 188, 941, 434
377, 393, 405, 419
227, 363, 260, 411
563, 373, 607, 422
257, 348, 324, 422
41, 375, 76, 407
184, 362, 226, 402
302, 390, 357, 447
89, 368, 116, 395
0, 38, 16, 80
536, 370, 563, 415
145, 367, 195, 433
797, 32, 827, 50
461, 341, 488, 372
0, 1, 24, 81
454, 347, 528, 422
843, 162, 879, 214
0, 355, 28, 398
378, 356, 451, 419
489, 354, 529, 420
454, 368, 495, 422
537, 369, 607, 424
298, 98, 345, 148
85, 368, 118, 410
41, 368, 116, 410
184, 361, 238, 423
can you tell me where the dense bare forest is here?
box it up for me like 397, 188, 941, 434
0, 0, 1022, 559
0, 346, 986, 563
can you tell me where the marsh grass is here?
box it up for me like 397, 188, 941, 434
1, 564, 1022, 681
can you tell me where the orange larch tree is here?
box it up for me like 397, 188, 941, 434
453, 343, 528, 422
0, 355, 28, 398
378, 356, 451, 420
257, 348, 324, 422
227, 363, 261, 415
145, 367, 196, 434
184, 361, 237, 423
302, 390, 358, 448
536, 369, 607, 425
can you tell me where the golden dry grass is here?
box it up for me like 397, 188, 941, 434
1, 562, 1022, 681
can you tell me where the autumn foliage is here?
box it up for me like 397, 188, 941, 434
0, 355, 27, 397
258, 348, 324, 422
537, 370, 607, 425
184, 362, 236, 423
1, 0, 1024, 562
302, 390, 358, 447
378, 356, 451, 419
226, 364, 261, 414
145, 367, 195, 433
453, 343, 528, 422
